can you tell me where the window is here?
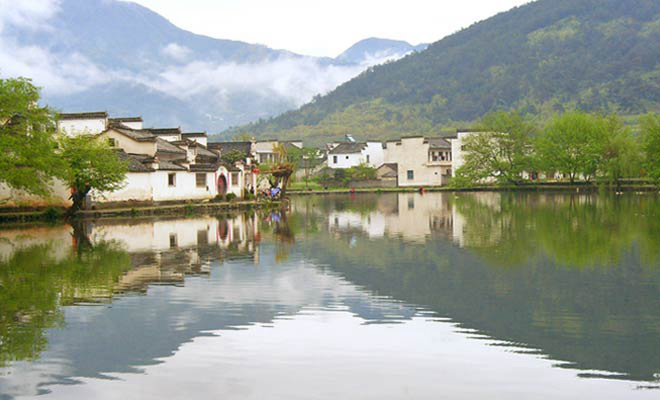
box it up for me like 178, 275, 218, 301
333, 155, 337, 164
231, 172, 239, 186
168, 173, 176, 187
196, 173, 206, 188
366, 155, 370, 163
407, 170, 414, 180
345, 156, 349, 160
107, 138, 117, 147
169, 233, 178, 248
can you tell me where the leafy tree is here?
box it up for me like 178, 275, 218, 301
640, 113, 660, 183
599, 115, 642, 186
0, 77, 65, 195
232, 132, 253, 142
288, 146, 322, 189
455, 111, 536, 185
221, 149, 246, 165
59, 134, 128, 214
535, 112, 605, 183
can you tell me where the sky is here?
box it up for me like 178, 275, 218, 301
125, 0, 532, 57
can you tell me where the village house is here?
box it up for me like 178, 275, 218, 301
327, 141, 385, 169
382, 136, 453, 187
254, 140, 303, 164
57, 112, 254, 206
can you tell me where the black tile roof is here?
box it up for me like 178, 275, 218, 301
109, 116, 142, 123
149, 128, 182, 136
111, 126, 157, 142
58, 112, 108, 120
156, 138, 186, 154
115, 150, 155, 173
328, 142, 367, 154
182, 132, 207, 137
427, 137, 452, 149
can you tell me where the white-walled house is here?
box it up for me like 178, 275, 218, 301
327, 142, 384, 169
450, 129, 483, 178
58, 112, 109, 136
56, 112, 250, 206
383, 136, 453, 187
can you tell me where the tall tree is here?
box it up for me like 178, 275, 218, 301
59, 135, 127, 214
535, 112, 605, 183
640, 113, 660, 183
0, 78, 64, 195
455, 111, 536, 185
288, 146, 321, 189
599, 115, 642, 187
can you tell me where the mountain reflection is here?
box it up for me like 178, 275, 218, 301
291, 192, 660, 382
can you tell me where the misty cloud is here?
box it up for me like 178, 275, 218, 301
0, 0, 60, 31
136, 57, 366, 107
161, 43, 192, 61
0, 0, 412, 126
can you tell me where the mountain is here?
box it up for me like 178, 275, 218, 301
336, 38, 428, 65
0, 0, 418, 132
232, 0, 660, 145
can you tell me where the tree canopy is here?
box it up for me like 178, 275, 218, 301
59, 135, 128, 213
0, 78, 65, 195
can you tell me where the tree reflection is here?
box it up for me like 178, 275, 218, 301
453, 193, 660, 268
0, 235, 132, 368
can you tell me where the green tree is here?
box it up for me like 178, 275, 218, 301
221, 149, 246, 165
599, 115, 642, 187
0, 77, 64, 195
288, 146, 321, 189
535, 112, 605, 183
455, 111, 536, 185
640, 113, 660, 183
59, 134, 128, 214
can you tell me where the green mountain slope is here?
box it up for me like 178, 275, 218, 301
228, 0, 660, 144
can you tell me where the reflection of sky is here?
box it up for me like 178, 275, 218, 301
10, 312, 656, 400
0, 245, 419, 398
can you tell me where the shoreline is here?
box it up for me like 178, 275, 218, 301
2, 183, 659, 224
0, 200, 280, 225
288, 183, 660, 196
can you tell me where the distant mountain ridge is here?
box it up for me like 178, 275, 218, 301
336, 38, 428, 64
0, 0, 424, 132
231, 0, 660, 145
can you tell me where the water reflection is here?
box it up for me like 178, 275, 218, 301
292, 193, 660, 382
0, 192, 658, 399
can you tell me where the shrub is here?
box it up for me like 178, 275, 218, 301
225, 193, 237, 202
42, 207, 63, 222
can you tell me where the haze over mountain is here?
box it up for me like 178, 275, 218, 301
234, 0, 660, 145
0, 0, 424, 131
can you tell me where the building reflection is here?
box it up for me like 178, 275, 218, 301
323, 193, 457, 243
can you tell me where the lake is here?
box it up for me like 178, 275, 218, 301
0, 192, 658, 399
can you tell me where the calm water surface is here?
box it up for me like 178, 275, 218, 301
0, 192, 659, 399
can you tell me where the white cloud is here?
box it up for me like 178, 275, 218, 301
161, 43, 192, 61
0, 0, 61, 32
133, 56, 367, 107
0, 37, 112, 95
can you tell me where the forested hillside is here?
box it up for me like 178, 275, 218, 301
229, 0, 660, 144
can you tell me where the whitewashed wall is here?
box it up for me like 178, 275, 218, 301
0, 180, 71, 207
58, 118, 107, 136
101, 130, 157, 156
385, 138, 445, 187
327, 152, 363, 169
